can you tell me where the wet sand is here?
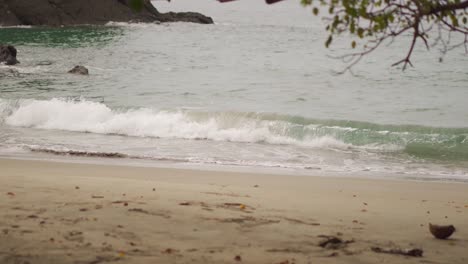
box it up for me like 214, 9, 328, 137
1, 158, 467, 263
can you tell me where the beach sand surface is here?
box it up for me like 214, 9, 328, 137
0, 158, 467, 263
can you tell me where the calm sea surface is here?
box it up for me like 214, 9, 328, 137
1, 1, 467, 180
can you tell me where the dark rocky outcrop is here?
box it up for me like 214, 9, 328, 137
0, 45, 19, 65
0, 0, 213, 26
68, 65, 89, 75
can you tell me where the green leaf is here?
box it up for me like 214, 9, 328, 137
325, 35, 333, 48
313, 7, 319, 15
449, 13, 459, 27
357, 27, 364, 38
350, 21, 355, 33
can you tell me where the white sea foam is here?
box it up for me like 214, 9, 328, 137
1, 98, 352, 150
105, 21, 161, 28
0, 25, 33, 29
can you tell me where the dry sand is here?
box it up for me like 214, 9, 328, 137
0, 158, 467, 263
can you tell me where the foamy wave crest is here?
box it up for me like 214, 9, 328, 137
105, 21, 161, 28
0, 98, 351, 149
0, 25, 33, 29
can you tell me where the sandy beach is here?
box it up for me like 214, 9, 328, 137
0, 158, 467, 263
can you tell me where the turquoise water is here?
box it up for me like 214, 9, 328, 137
1, 1, 467, 180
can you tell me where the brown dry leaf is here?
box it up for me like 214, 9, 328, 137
179, 202, 191, 206
7, 192, 15, 196
234, 255, 242, 261
224, 203, 243, 206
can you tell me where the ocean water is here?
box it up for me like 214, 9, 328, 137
1, 1, 467, 180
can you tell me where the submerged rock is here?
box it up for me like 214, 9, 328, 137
0, 0, 213, 26
68, 65, 89, 75
0, 45, 19, 65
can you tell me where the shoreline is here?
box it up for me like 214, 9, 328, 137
1, 158, 467, 263
2, 152, 468, 184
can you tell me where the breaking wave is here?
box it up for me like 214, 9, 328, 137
1, 97, 467, 160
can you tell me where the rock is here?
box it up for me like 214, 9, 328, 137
158, 12, 214, 24
429, 223, 455, 239
0, 45, 19, 65
68, 65, 89, 75
0, 0, 213, 26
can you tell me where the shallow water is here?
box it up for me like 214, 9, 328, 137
1, 1, 467, 180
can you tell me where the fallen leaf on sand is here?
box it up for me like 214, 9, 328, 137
79, 208, 88, 212
128, 208, 149, 214
318, 235, 354, 249
179, 202, 191, 206
163, 248, 175, 254
361, 209, 367, 212
224, 203, 243, 206
75, 186, 80, 190
7, 192, 15, 196
371, 247, 423, 257
234, 255, 242, 261
240, 204, 246, 210
118, 251, 125, 257
92, 195, 104, 199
